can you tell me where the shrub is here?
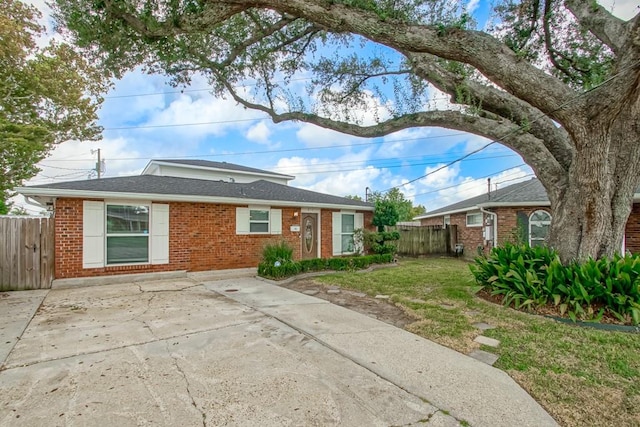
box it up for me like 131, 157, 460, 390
258, 260, 301, 279
356, 229, 400, 255
261, 240, 294, 264
257, 254, 394, 280
470, 244, 640, 324
299, 258, 327, 273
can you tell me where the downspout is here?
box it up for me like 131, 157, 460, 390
480, 207, 498, 248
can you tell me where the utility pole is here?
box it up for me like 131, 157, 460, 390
91, 148, 103, 179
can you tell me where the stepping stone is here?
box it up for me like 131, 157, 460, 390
409, 298, 427, 304
469, 350, 499, 366
347, 291, 367, 297
472, 322, 496, 331
327, 289, 341, 294
464, 310, 481, 316
302, 290, 319, 296
439, 304, 456, 310
375, 295, 390, 299
474, 335, 501, 348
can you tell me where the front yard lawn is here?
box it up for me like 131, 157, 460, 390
313, 258, 640, 427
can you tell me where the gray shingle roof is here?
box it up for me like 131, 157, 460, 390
418, 178, 548, 218
22, 175, 371, 208
155, 159, 293, 178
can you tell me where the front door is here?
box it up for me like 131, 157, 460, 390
301, 213, 318, 259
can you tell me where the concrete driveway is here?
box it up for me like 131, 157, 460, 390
0, 274, 557, 427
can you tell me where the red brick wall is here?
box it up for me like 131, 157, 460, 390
625, 204, 640, 254
54, 198, 371, 279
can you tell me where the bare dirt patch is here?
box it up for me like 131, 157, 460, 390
278, 278, 417, 329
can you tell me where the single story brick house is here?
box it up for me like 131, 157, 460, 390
414, 178, 640, 256
17, 159, 374, 279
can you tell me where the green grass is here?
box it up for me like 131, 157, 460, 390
314, 258, 640, 427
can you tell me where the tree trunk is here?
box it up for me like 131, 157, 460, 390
547, 113, 640, 263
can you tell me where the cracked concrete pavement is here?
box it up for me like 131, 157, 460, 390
0, 275, 557, 426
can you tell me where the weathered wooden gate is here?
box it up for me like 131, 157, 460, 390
0, 216, 54, 291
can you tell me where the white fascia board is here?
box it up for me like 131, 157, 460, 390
144, 160, 295, 181
16, 187, 373, 211
140, 160, 157, 175
476, 201, 550, 208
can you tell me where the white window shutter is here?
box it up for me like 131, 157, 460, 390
270, 209, 282, 234
354, 213, 364, 253
236, 207, 250, 234
151, 204, 169, 264
332, 212, 342, 256
355, 213, 364, 230
83, 201, 104, 268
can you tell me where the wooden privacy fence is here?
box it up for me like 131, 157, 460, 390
0, 216, 54, 291
389, 224, 458, 256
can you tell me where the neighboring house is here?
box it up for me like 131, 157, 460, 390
17, 159, 374, 279
414, 178, 640, 255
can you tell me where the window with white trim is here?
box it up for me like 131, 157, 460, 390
82, 201, 169, 269
443, 215, 451, 227
249, 209, 270, 233
235, 207, 282, 235
529, 210, 551, 247
340, 213, 355, 253
332, 211, 363, 255
466, 212, 483, 227
106, 204, 150, 264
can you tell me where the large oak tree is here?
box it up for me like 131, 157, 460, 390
0, 0, 105, 212
52, 0, 639, 262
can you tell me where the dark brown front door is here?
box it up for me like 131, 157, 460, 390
301, 213, 318, 259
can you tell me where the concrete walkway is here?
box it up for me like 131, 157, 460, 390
0, 275, 557, 426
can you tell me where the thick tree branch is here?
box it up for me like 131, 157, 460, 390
218, 0, 578, 120
407, 52, 574, 171
102, 0, 245, 36
564, 0, 631, 54
215, 71, 565, 187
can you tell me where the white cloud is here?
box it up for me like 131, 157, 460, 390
274, 149, 380, 197
412, 165, 533, 211
466, 0, 481, 14
245, 122, 272, 144
295, 123, 363, 148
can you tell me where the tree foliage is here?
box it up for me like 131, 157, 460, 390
50, 0, 640, 262
372, 198, 400, 231
0, 0, 105, 204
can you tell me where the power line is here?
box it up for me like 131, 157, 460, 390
39, 131, 476, 163
405, 165, 530, 199
382, 141, 496, 191
379, 60, 640, 193
285, 153, 518, 176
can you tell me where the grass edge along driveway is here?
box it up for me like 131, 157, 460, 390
313, 258, 640, 427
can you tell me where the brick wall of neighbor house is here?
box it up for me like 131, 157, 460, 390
421, 213, 485, 255
624, 204, 640, 254
54, 198, 373, 279
420, 204, 640, 256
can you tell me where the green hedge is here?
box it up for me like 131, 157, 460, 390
258, 253, 394, 280
470, 244, 640, 324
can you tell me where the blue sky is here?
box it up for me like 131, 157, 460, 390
15, 0, 638, 214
